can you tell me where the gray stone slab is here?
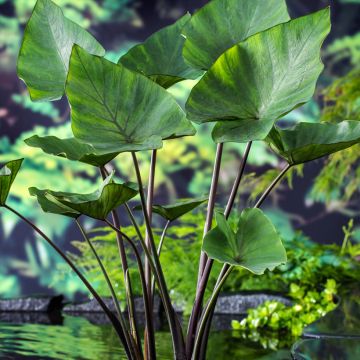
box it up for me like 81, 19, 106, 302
0, 297, 53, 312
63, 295, 161, 314
214, 292, 292, 315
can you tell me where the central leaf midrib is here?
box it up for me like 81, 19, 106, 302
75, 48, 130, 140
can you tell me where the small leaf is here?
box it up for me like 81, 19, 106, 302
0, 159, 24, 205
203, 210, 287, 274
67, 45, 195, 154
17, 0, 105, 101
266, 120, 360, 165
119, 13, 202, 88
29, 172, 138, 220
134, 197, 207, 221
186, 9, 331, 143
182, 0, 290, 70
29, 187, 80, 218
24, 135, 118, 166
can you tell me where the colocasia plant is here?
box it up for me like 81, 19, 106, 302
2, 0, 359, 359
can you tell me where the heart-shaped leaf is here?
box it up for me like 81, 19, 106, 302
24, 135, 118, 167
119, 14, 202, 89
67, 45, 195, 154
186, 9, 330, 144
134, 197, 207, 222
0, 159, 24, 206
17, 0, 105, 101
266, 121, 360, 165
29, 173, 138, 220
203, 209, 287, 274
182, 0, 290, 70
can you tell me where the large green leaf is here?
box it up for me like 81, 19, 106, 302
134, 197, 207, 222
29, 173, 138, 220
0, 159, 23, 206
182, 0, 290, 70
17, 0, 105, 101
203, 209, 287, 274
67, 45, 195, 153
186, 9, 331, 144
24, 135, 118, 167
266, 121, 360, 165
119, 14, 202, 89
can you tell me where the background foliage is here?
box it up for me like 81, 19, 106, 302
0, 0, 359, 300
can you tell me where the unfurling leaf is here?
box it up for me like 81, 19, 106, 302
0, 159, 24, 205
120, 13, 202, 88
266, 121, 360, 165
182, 0, 290, 70
186, 9, 331, 144
203, 209, 287, 274
29, 173, 138, 220
17, 0, 105, 101
67, 45, 195, 154
25, 135, 118, 167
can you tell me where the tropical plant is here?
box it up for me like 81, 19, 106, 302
2, 0, 358, 359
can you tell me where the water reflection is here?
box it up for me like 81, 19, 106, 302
0, 315, 292, 359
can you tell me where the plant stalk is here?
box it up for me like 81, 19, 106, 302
191, 266, 233, 360
145, 150, 157, 293
196, 143, 224, 287
224, 141, 253, 218
131, 152, 186, 360
105, 219, 157, 360
100, 166, 142, 355
144, 149, 157, 360
150, 220, 171, 304
197, 162, 292, 359
186, 142, 251, 358
254, 164, 291, 208
75, 219, 126, 327
4, 205, 133, 359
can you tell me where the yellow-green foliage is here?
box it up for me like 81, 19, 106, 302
312, 69, 360, 203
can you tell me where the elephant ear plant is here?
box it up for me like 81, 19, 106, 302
3, 0, 356, 359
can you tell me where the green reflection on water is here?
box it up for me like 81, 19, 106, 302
0, 316, 125, 359
0, 316, 291, 359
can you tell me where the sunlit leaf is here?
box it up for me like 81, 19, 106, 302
120, 13, 202, 88
203, 210, 287, 274
17, 0, 105, 101
67, 45, 195, 154
0, 159, 24, 205
186, 9, 330, 143
266, 121, 360, 165
182, 0, 290, 70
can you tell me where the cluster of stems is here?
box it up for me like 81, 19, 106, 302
4, 143, 291, 360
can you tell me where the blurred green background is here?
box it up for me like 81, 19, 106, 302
0, 0, 359, 301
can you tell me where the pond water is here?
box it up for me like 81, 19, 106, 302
0, 315, 291, 359
0, 290, 359, 359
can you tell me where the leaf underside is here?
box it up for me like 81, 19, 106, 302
0, 159, 24, 205
266, 120, 360, 165
30, 173, 138, 220
25, 135, 118, 166
134, 197, 208, 221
